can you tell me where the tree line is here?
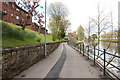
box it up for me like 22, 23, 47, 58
101, 30, 118, 40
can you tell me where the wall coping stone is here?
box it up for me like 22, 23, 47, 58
2, 41, 68, 54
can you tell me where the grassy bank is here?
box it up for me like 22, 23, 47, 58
100, 39, 118, 43
1, 21, 58, 48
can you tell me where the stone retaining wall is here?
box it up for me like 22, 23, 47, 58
2, 41, 67, 78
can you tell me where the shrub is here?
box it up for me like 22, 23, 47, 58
26, 32, 36, 39
64, 37, 68, 40
36, 38, 41, 42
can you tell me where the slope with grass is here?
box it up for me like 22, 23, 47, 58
1, 21, 58, 48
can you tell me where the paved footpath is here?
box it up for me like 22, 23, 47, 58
59, 43, 102, 78
14, 43, 102, 78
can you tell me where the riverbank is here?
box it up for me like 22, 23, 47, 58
100, 39, 118, 43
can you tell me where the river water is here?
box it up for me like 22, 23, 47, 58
98, 42, 119, 78
84, 41, 120, 78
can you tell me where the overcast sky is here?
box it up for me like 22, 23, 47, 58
38, 0, 119, 33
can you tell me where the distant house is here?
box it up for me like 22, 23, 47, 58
68, 32, 76, 37
1, 1, 32, 26
40, 27, 48, 34
68, 33, 72, 36
26, 23, 39, 31
26, 23, 48, 34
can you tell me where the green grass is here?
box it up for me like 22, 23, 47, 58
100, 39, 119, 43
1, 20, 58, 48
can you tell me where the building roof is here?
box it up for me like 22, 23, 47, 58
68, 32, 76, 36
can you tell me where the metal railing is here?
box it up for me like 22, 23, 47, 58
72, 43, 120, 80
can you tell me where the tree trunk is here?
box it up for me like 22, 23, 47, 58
22, 17, 30, 30
38, 27, 41, 34
22, 25, 26, 30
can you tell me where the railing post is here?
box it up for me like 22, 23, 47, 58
43, 45, 46, 58
80, 43, 81, 54
83, 43, 84, 56
94, 46, 96, 65
88, 46, 89, 59
103, 49, 106, 76
78, 44, 79, 51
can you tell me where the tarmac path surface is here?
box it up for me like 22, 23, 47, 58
14, 43, 102, 79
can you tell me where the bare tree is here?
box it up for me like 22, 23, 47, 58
48, 2, 68, 18
86, 17, 95, 43
91, 8, 118, 66
90, 4, 111, 55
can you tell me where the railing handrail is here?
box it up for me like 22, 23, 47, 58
72, 42, 120, 80
89, 46, 120, 59
106, 52, 120, 58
